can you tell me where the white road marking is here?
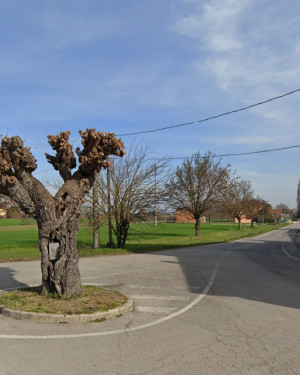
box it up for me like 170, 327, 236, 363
125, 285, 163, 290
82, 273, 123, 280
135, 306, 177, 314
0, 248, 238, 340
129, 295, 190, 301
0, 263, 219, 340
281, 235, 300, 262
125, 284, 195, 292
0, 227, 291, 340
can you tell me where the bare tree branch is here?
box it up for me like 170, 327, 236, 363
221, 179, 254, 229
97, 144, 168, 248
45, 131, 76, 181
0, 175, 37, 217
0, 136, 37, 176
167, 152, 232, 236
75, 129, 125, 177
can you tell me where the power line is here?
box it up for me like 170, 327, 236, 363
29, 88, 300, 148
33, 143, 300, 175
159, 144, 300, 161
116, 88, 300, 136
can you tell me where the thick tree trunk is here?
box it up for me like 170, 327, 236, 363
38, 216, 82, 297
37, 180, 87, 297
237, 217, 241, 230
195, 216, 200, 237
0, 130, 125, 298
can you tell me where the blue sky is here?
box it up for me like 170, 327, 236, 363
1, 0, 300, 208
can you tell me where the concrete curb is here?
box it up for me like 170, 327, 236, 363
0, 298, 134, 323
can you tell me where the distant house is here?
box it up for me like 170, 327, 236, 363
0, 209, 6, 218
272, 209, 291, 223
235, 201, 266, 224
234, 215, 252, 224
176, 209, 205, 224
272, 208, 283, 216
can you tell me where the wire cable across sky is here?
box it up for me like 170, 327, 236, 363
116, 88, 300, 137
34, 144, 300, 175
158, 144, 300, 161
31, 88, 300, 149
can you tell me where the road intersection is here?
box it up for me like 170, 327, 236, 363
0, 223, 299, 374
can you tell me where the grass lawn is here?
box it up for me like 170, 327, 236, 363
0, 218, 36, 226
0, 285, 127, 315
0, 219, 289, 262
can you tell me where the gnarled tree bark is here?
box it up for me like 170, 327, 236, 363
0, 129, 125, 296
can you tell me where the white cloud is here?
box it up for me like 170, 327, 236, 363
172, 0, 248, 52
172, 1, 300, 88
170, 0, 300, 137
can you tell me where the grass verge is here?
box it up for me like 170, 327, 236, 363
0, 221, 291, 262
0, 285, 127, 315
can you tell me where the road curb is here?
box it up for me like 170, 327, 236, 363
0, 298, 134, 323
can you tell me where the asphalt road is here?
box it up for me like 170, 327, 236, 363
0, 223, 300, 375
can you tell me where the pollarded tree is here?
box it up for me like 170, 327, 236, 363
0, 129, 125, 296
167, 152, 232, 237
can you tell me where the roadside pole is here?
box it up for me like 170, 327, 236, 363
107, 162, 114, 248
93, 171, 100, 249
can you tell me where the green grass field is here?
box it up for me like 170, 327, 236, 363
0, 218, 36, 226
0, 219, 289, 262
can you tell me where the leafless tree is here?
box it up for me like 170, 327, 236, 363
246, 197, 266, 227
97, 145, 168, 248
222, 179, 254, 230
167, 152, 232, 236
0, 129, 125, 296
275, 203, 290, 214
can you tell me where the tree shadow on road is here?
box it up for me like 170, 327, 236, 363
147, 224, 300, 310
0, 267, 29, 291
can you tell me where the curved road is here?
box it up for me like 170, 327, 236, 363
0, 223, 300, 374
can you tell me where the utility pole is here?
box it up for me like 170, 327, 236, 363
154, 164, 157, 226
93, 171, 100, 249
107, 162, 114, 248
